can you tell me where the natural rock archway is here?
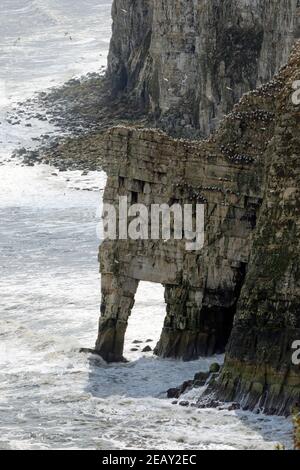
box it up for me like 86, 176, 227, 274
93, 40, 300, 414
95, 66, 276, 362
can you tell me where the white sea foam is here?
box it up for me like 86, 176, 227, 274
0, 0, 294, 450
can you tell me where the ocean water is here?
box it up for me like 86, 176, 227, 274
0, 0, 293, 450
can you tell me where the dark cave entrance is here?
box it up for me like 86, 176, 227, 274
199, 303, 239, 355
203, 262, 247, 355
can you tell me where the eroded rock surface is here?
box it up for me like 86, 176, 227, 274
95, 42, 300, 414
95, 45, 277, 361
211, 45, 300, 414
107, 0, 300, 137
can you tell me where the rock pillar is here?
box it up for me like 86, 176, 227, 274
95, 273, 139, 362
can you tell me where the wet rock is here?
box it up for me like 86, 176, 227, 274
167, 388, 180, 399
228, 403, 241, 411
209, 363, 221, 374
17, 147, 27, 156
193, 371, 210, 385
142, 345, 152, 352
167, 380, 194, 399
79, 348, 96, 354
197, 399, 223, 409
179, 401, 190, 407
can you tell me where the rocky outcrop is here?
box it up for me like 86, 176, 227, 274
95, 41, 300, 414
107, 0, 300, 137
95, 93, 271, 361
95, 40, 278, 362
211, 45, 300, 414
107, 0, 153, 96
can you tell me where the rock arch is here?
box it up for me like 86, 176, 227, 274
95, 73, 276, 362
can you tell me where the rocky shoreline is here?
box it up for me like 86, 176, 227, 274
11, 70, 150, 173
167, 363, 245, 413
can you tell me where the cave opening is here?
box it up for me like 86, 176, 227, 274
207, 261, 247, 355
124, 281, 166, 359
199, 303, 238, 356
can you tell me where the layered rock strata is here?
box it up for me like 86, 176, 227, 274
95, 41, 300, 413
211, 45, 300, 414
95, 50, 278, 362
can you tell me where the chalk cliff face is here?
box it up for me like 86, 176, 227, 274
95, 2, 300, 414
96, 43, 300, 414
107, 0, 299, 136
